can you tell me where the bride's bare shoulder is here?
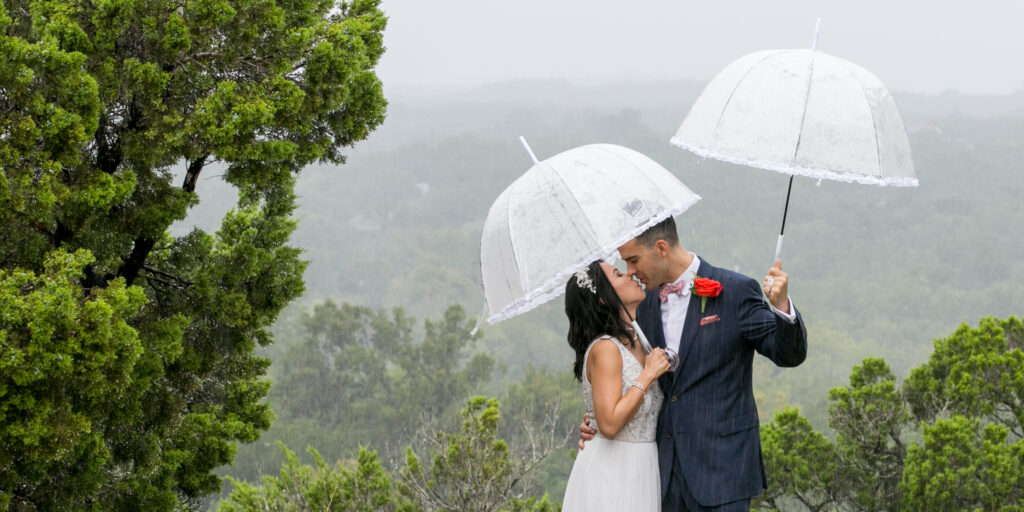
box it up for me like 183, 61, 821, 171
586, 337, 623, 376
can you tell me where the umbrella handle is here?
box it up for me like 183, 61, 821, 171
632, 320, 680, 372
631, 320, 654, 354
774, 174, 793, 262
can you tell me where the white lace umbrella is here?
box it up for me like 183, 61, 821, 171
478, 142, 700, 328
671, 21, 916, 259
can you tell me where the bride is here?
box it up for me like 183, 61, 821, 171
561, 261, 670, 511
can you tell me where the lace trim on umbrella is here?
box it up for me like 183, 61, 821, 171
670, 136, 919, 187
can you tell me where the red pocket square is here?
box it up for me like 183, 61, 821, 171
700, 315, 720, 326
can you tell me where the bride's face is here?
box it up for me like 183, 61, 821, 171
599, 262, 645, 307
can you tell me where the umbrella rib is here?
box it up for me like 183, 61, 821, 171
592, 145, 668, 202
708, 50, 785, 153
504, 187, 525, 298
836, 59, 884, 178
544, 160, 602, 244
506, 161, 598, 295
790, 50, 818, 168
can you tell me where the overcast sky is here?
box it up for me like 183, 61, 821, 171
375, 0, 1024, 95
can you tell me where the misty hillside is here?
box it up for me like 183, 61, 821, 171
180, 79, 1024, 392
182, 80, 1024, 498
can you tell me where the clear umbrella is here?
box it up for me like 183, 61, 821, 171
476, 139, 700, 363
670, 20, 917, 260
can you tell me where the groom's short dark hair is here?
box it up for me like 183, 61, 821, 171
635, 217, 680, 248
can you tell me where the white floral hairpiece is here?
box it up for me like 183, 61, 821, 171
574, 269, 596, 294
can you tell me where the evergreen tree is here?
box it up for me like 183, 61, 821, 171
218, 444, 412, 512
398, 397, 560, 512
0, 0, 386, 507
828, 358, 909, 511
901, 416, 1024, 511
499, 365, 581, 500
218, 398, 561, 512
904, 316, 1024, 436
260, 302, 494, 469
759, 317, 1024, 511
755, 407, 837, 512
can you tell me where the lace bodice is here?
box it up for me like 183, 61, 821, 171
582, 336, 664, 443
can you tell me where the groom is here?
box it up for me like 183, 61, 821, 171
579, 217, 807, 511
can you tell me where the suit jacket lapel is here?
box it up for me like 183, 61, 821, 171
672, 258, 714, 384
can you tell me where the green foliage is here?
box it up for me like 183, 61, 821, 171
393, 306, 497, 424
0, 0, 387, 507
755, 407, 837, 512
218, 443, 411, 512
273, 302, 492, 456
828, 358, 909, 511
502, 494, 562, 512
499, 365, 581, 500
0, 250, 155, 507
219, 398, 561, 512
761, 317, 1024, 512
399, 397, 561, 512
904, 316, 1024, 436
228, 300, 579, 509
901, 416, 1024, 511
272, 301, 414, 433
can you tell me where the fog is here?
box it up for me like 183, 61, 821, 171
208, 2, 1024, 505
377, 0, 1024, 96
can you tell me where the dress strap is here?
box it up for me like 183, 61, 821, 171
582, 335, 620, 386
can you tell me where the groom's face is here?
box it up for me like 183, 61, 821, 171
618, 238, 669, 288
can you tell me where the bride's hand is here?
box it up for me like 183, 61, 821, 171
643, 348, 670, 379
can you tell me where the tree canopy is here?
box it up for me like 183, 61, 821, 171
756, 316, 1024, 512
218, 398, 561, 512
0, 0, 387, 508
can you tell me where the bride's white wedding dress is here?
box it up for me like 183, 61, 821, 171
562, 335, 664, 511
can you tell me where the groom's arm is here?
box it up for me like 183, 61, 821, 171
739, 277, 807, 367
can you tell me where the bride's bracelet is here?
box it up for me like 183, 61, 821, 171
630, 381, 645, 394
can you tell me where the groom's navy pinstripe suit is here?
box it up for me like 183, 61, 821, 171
637, 257, 807, 510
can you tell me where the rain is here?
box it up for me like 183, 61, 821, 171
5, 0, 1024, 510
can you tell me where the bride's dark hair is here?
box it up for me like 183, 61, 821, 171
565, 261, 636, 382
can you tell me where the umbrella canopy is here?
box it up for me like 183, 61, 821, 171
480, 143, 700, 325
671, 49, 917, 187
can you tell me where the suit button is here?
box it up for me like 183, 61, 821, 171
671, 395, 678, 402
665, 433, 671, 439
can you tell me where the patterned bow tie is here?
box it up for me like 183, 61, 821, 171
659, 280, 689, 302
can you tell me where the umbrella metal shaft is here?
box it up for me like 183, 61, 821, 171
775, 175, 794, 261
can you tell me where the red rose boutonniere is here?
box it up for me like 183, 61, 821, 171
691, 277, 722, 313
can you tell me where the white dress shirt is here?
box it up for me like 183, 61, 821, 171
659, 254, 796, 354
660, 255, 701, 355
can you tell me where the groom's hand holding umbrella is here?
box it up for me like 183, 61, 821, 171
763, 260, 790, 314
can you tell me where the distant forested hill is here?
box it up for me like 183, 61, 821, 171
181, 79, 1024, 407
195, 81, 1024, 498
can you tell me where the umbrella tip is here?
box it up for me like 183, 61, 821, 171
519, 136, 540, 165
811, 17, 822, 50
470, 303, 487, 336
